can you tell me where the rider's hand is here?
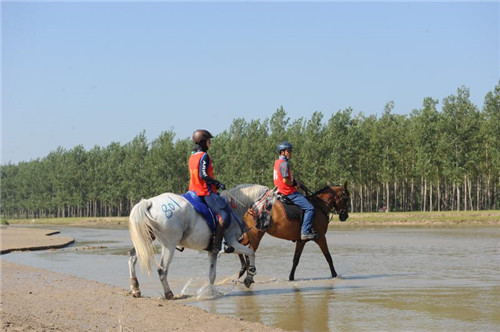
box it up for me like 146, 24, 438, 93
216, 182, 226, 190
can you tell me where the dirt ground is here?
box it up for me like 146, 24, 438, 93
1, 260, 283, 332
0, 227, 282, 332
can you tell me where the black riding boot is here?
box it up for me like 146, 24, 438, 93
211, 216, 225, 254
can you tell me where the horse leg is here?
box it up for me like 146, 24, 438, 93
289, 240, 306, 281
231, 228, 265, 284
315, 235, 337, 278
228, 241, 256, 288
237, 254, 248, 279
157, 245, 176, 299
128, 247, 141, 297
208, 252, 218, 285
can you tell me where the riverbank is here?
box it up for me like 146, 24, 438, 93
5, 210, 500, 229
0, 227, 75, 254
332, 210, 500, 226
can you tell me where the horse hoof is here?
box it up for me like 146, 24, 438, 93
165, 291, 174, 300
131, 290, 141, 298
243, 277, 254, 288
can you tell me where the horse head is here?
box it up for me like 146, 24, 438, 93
319, 181, 349, 222
335, 181, 350, 221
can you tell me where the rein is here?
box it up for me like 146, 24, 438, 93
299, 182, 332, 217
225, 189, 272, 215
307, 185, 348, 219
224, 191, 247, 210
224, 190, 268, 234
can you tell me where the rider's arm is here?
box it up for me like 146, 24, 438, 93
280, 161, 296, 187
199, 153, 219, 186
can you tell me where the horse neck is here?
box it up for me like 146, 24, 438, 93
224, 184, 269, 217
315, 186, 340, 210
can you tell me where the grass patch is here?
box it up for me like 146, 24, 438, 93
333, 210, 500, 226
8, 217, 129, 229
5, 210, 499, 229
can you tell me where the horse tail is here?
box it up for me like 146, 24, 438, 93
129, 199, 158, 274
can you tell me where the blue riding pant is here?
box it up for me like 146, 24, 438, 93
286, 192, 315, 234
203, 193, 230, 227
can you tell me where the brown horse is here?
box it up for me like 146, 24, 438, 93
237, 182, 350, 282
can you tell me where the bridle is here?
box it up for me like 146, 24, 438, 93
334, 187, 350, 217
308, 186, 349, 219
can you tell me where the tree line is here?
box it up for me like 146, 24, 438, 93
1, 83, 499, 218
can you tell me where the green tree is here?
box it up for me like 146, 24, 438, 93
410, 97, 441, 211
441, 86, 482, 210
481, 81, 500, 209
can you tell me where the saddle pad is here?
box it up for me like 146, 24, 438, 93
275, 200, 303, 222
181, 191, 216, 233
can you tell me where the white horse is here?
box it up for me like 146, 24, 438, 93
128, 184, 269, 299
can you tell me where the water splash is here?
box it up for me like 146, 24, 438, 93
180, 277, 194, 297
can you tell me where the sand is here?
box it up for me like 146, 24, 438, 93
0, 227, 282, 332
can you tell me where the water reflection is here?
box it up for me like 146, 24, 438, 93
275, 286, 332, 332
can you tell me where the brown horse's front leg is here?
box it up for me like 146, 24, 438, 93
289, 241, 306, 281
315, 236, 337, 278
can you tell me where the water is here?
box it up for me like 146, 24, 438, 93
2, 225, 499, 331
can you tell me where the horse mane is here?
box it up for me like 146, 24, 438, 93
311, 184, 341, 196
225, 184, 269, 203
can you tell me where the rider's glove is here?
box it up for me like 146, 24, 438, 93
216, 181, 226, 191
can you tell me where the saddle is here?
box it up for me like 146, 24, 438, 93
181, 191, 217, 233
275, 193, 304, 223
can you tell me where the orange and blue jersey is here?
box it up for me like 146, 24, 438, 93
273, 156, 297, 196
189, 151, 218, 196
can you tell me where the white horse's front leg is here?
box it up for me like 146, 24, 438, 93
227, 241, 256, 288
128, 247, 141, 297
158, 245, 176, 299
208, 252, 218, 285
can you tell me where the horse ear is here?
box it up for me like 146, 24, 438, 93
344, 181, 348, 189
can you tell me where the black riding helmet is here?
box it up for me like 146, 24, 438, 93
192, 129, 213, 151
192, 129, 213, 143
277, 141, 293, 154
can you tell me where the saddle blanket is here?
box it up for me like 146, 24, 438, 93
181, 191, 216, 233
275, 198, 303, 222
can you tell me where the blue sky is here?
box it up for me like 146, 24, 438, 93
2, 1, 499, 164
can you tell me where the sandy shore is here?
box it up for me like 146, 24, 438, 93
1, 260, 282, 332
0, 227, 75, 254
0, 227, 282, 332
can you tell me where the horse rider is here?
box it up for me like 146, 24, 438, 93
188, 129, 232, 253
273, 142, 316, 240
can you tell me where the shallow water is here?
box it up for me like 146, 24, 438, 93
2, 225, 499, 331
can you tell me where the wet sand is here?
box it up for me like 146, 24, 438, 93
0, 227, 282, 332
0, 227, 75, 254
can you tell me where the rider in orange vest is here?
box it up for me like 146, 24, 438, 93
273, 142, 316, 240
188, 129, 232, 253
